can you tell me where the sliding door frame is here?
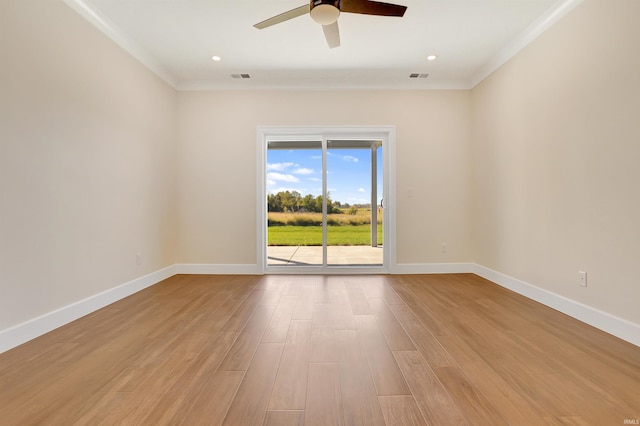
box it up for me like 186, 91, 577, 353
256, 126, 396, 274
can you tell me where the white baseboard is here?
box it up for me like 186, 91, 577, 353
473, 264, 640, 347
392, 263, 475, 274
175, 263, 261, 275
0, 265, 176, 354
175, 262, 474, 276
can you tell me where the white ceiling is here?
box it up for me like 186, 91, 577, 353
65, 0, 581, 90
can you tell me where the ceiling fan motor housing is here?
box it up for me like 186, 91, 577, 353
310, 0, 341, 25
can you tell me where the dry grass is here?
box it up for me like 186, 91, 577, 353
268, 210, 382, 227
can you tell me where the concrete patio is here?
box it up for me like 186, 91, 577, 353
267, 245, 383, 266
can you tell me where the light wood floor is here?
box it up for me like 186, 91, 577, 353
1, 274, 638, 425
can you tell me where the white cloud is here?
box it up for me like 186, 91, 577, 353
267, 172, 299, 183
267, 162, 294, 171
293, 167, 314, 175
308, 177, 321, 182
357, 187, 365, 193
343, 155, 359, 163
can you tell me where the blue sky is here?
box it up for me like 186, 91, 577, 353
267, 148, 383, 206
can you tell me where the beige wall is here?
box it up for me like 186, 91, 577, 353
176, 90, 473, 265
0, 1, 178, 329
471, 0, 640, 324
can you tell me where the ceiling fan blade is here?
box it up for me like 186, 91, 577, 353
322, 21, 340, 49
340, 0, 407, 17
254, 5, 309, 29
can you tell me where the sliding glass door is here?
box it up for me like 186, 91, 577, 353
264, 136, 385, 270
266, 141, 323, 267
326, 140, 383, 266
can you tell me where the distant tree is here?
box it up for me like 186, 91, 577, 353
268, 191, 345, 214
279, 191, 294, 212
267, 193, 282, 212
301, 194, 315, 212
291, 191, 302, 212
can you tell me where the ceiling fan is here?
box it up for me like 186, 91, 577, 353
254, 0, 407, 49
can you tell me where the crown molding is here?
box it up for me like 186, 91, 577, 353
63, 0, 178, 89
470, 0, 584, 89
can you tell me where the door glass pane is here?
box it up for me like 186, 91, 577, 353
266, 142, 323, 266
326, 140, 383, 266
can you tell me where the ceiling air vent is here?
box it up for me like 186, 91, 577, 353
409, 73, 429, 79
231, 73, 251, 79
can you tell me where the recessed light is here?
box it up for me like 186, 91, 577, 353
211, 55, 222, 61
427, 55, 437, 61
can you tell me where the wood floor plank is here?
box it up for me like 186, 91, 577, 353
434, 366, 508, 425
71, 391, 132, 425
354, 315, 410, 396
185, 297, 237, 334
378, 395, 427, 426
472, 297, 640, 413
344, 281, 372, 314
257, 281, 286, 308
76, 350, 198, 425
335, 329, 386, 426
0, 362, 83, 423
543, 416, 591, 425
221, 288, 268, 332
223, 342, 284, 426
305, 363, 344, 426
314, 277, 345, 304
201, 284, 257, 332
149, 331, 241, 422
175, 370, 244, 425
393, 350, 467, 425
438, 334, 547, 426
291, 282, 316, 320
367, 298, 415, 351
388, 303, 456, 368
264, 410, 305, 426
219, 306, 275, 371
262, 295, 297, 343
309, 327, 339, 363
524, 371, 628, 424
387, 276, 452, 336
452, 299, 560, 376
268, 320, 312, 410
359, 276, 404, 304
312, 303, 356, 330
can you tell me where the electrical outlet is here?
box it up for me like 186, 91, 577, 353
136, 253, 142, 266
578, 271, 587, 287
441, 243, 447, 253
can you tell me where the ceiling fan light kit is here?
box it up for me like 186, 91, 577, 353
254, 0, 407, 48
310, 1, 341, 25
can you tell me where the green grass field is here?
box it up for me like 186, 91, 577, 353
268, 225, 383, 246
